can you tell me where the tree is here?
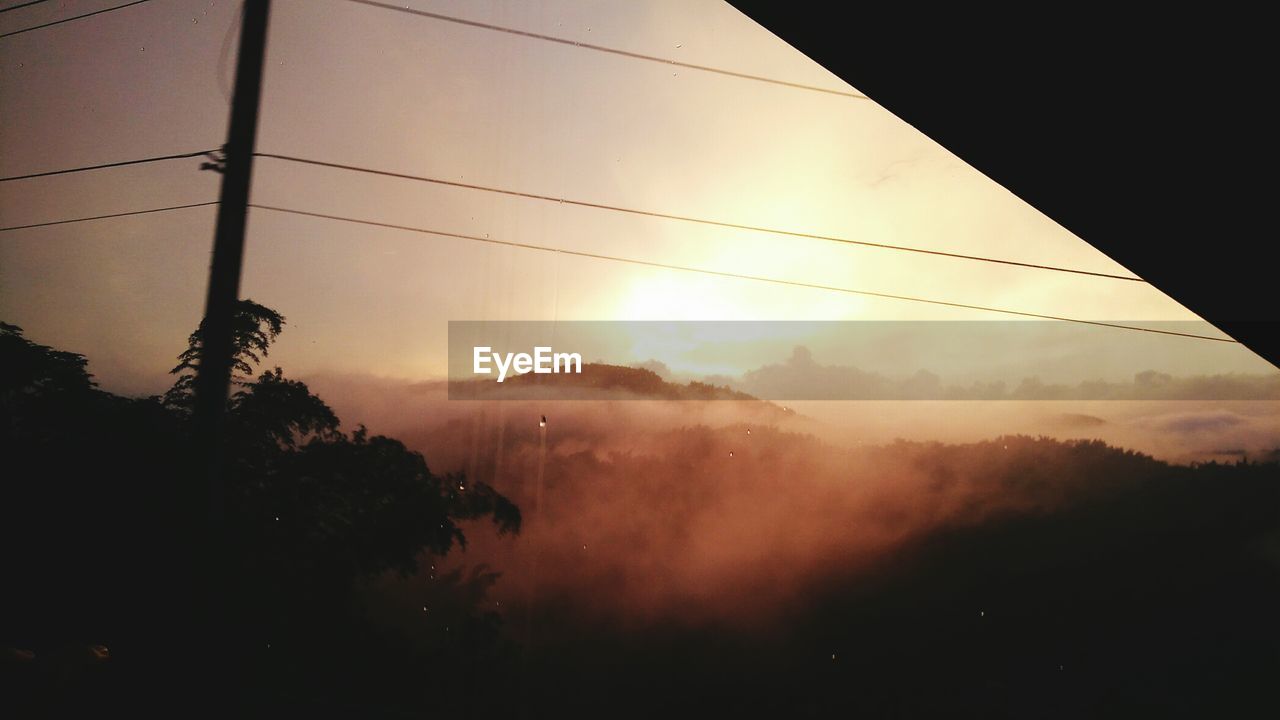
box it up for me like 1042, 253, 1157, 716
0, 321, 95, 400
1, 305, 522, 713
162, 299, 284, 411
158, 300, 521, 563
156, 301, 522, 702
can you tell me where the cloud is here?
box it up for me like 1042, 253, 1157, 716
716, 346, 1280, 400
1149, 411, 1248, 434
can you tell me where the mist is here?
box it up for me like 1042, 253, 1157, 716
302, 373, 1280, 631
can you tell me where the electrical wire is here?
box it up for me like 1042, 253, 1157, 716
248, 202, 1233, 342
0, 0, 54, 16
254, 152, 1143, 281
0, 0, 151, 39
339, 0, 868, 100
0, 201, 219, 232
0, 149, 218, 182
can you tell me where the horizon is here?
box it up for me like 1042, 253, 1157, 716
2, 2, 1277, 716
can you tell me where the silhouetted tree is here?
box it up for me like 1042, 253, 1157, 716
0, 322, 95, 399
2, 305, 522, 714
155, 301, 520, 706
162, 299, 284, 411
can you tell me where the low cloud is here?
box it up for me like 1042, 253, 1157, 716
698, 346, 1280, 400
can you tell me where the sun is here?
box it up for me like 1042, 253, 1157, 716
612, 262, 874, 322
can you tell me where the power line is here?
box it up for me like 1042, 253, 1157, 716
0, 201, 218, 232
339, 0, 868, 101
254, 152, 1144, 281
0, 0, 53, 15
0, 0, 151, 39
0, 149, 217, 182
248, 203, 1232, 343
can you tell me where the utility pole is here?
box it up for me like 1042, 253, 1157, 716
196, 0, 271, 539
192, 0, 271, 707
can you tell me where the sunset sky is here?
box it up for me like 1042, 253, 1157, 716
4, 10, 1278, 714
1, 0, 1273, 395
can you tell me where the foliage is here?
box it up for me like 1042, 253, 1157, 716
1, 305, 521, 713
162, 299, 284, 410
0, 321, 95, 398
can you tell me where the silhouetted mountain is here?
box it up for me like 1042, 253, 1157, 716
718, 345, 1280, 400
449, 361, 768, 402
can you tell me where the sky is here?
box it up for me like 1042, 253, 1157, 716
1, 0, 1274, 396
5, 10, 1278, 714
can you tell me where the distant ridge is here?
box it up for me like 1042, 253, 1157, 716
449, 362, 768, 402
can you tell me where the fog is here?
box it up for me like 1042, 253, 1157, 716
304, 373, 1280, 632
